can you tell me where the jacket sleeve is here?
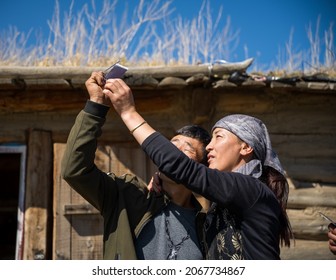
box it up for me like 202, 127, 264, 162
61, 101, 115, 213
141, 132, 263, 209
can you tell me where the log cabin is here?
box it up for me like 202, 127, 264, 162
0, 60, 335, 260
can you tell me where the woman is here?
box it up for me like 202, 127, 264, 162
102, 76, 294, 260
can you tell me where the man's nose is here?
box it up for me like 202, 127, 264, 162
175, 143, 184, 151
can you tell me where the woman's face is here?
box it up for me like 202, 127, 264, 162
206, 128, 245, 172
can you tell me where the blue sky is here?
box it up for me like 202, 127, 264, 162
0, 0, 335, 68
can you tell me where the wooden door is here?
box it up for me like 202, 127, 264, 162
53, 142, 154, 260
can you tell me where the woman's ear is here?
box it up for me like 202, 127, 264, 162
240, 142, 254, 156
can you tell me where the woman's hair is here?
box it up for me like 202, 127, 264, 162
264, 167, 294, 247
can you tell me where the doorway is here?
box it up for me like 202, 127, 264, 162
0, 145, 26, 260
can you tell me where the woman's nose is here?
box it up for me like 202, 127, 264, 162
206, 137, 215, 152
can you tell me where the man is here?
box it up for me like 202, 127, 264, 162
61, 71, 210, 260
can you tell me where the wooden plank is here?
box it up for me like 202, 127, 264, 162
94, 145, 114, 173
282, 158, 336, 183
53, 143, 72, 260
0, 111, 86, 143
271, 134, 336, 158
0, 89, 87, 113
0, 87, 175, 114
213, 90, 336, 134
24, 78, 71, 90
63, 204, 100, 215
121, 146, 148, 181
67, 146, 110, 260
287, 208, 336, 240
214, 90, 275, 115
70, 189, 104, 259
23, 129, 52, 260
268, 113, 336, 134
109, 145, 149, 183
265, 92, 336, 134
71, 214, 103, 260
287, 185, 336, 208
191, 88, 215, 124
280, 239, 335, 260
0, 78, 21, 90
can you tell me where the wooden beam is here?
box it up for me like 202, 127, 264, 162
53, 143, 72, 260
287, 207, 336, 240
23, 129, 52, 260
0, 58, 254, 79
287, 185, 336, 208
280, 239, 335, 260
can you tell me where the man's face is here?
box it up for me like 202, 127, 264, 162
170, 134, 205, 163
158, 134, 205, 184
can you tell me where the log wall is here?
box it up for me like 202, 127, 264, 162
0, 67, 335, 259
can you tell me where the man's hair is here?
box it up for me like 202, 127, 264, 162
175, 125, 211, 165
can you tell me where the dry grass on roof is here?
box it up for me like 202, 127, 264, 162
0, 0, 335, 76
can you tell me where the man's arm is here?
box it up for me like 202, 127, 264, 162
61, 72, 113, 211
61, 100, 112, 211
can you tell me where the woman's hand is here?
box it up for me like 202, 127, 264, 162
103, 78, 136, 118
103, 78, 156, 145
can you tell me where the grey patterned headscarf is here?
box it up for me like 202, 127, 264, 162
212, 114, 284, 178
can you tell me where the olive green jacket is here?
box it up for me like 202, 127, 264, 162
61, 104, 205, 260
